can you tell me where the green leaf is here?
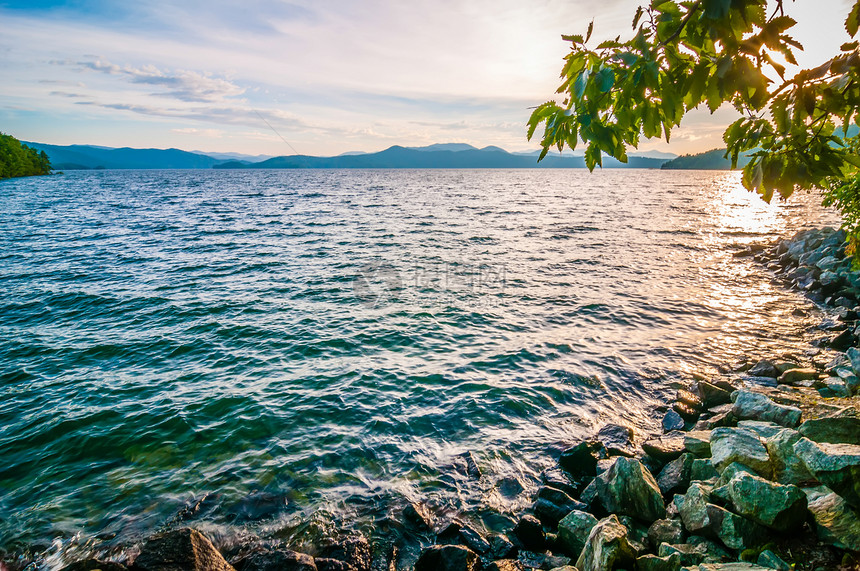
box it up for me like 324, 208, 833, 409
847, 0, 860, 37
703, 0, 731, 20
596, 68, 615, 92
586, 20, 594, 43
562, 34, 584, 44
632, 6, 644, 29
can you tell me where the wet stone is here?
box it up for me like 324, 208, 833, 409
60, 561, 128, 571
414, 545, 478, 571
319, 537, 370, 571
133, 528, 235, 571
403, 503, 433, 529
663, 410, 686, 432
642, 435, 686, 463
559, 441, 602, 481
512, 514, 545, 551
597, 423, 636, 457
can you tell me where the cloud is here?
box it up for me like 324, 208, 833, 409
74, 58, 245, 103
171, 127, 223, 137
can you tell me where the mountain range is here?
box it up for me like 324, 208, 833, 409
23, 141, 678, 170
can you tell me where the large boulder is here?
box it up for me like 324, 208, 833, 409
764, 428, 815, 485
730, 390, 801, 428
575, 515, 636, 571
657, 453, 693, 497
636, 552, 682, 571
642, 435, 686, 462
684, 432, 712, 457
597, 423, 636, 457
557, 509, 598, 558
803, 485, 860, 551
793, 438, 860, 508
133, 528, 236, 571
798, 415, 860, 445
533, 485, 587, 525
647, 519, 684, 548
233, 550, 315, 571
319, 537, 370, 571
437, 521, 491, 555
594, 457, 666, 523
513, 514, 545, 551
716, 472, 807, 532
747, 360, 779, 378
559, 441, 602, 480
705, 504, 768, 550
709, 428, 772, 478
414, 545, 478, 571
678, 483, 713, 535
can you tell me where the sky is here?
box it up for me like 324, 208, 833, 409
0, 0, 854, 157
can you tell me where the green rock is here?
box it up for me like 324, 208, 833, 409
764, 428, 815, 485
686, 535, 733, 563
709, 428, 772, 478
684, 431, 712, 457
658, 453, 694, 496
647, 518, 685, 548
756, 550, 790, 571
705, 504, 768, 550
715, 462, 756, 486
595, 457, 666, 523
802, 485, 860, 551
689, 563, 772, 570
731, 391, 802, 428
690, 459, 719, 482
736, 421, 783, 440
657, 542, 706, 566
679, 483, 713, 535
719, 472, 807, 531
793, 438, 860, 508
798, 415, 860, 445
557, 509, 598, 558
637, 552, 682, 571
575, 514, 636, 571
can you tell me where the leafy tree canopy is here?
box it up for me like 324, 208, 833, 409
0, 132, 52, 180
529, 0, 860, 246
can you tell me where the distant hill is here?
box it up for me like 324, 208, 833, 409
214, 145, 669, 169
20, 141, 671, 170
661, 148, 753, 170
23, 142, 221, 170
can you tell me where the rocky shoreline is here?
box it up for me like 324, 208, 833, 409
10, 227, 860, 571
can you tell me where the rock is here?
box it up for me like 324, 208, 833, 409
657, 453, 694, 497
803, 485, 860, 551
829, 329, 855, 351
557, 510, 598, 557
642, 435, 686, 462
763, 428, 814, 485
481, 561, 523, 571
794, 438, 860, 508
574, 515, 636, 571
497, 476, 525, 498
636, 553, 682, 571
657, 543, 706, 566
414, 545, 478, 571
730, 390, 802, 428
679, 483, 713, 535
686, 535, 733, 563
455, 451, 482, 479
437, 521, 491, 554
799, 415, 860, 445
748, 360, 779, 378
541, 468, 580, 498
690, 459, 719, 482
756, 550, 790, 571
534, 486, 587, 525
487, 535, 516, 560
677, 389, 704, 411
559, 441, 602, 480
705, 504, 767, 550
818, 378, 851, 398
578, 477, 602, 513
597, 423, 636, 457
673, 401, 701, 422
689, 563, 771, 570
618, 515, 650, 556
403, 503, 433, 529
701, 409, 735, 430
647, 519, 684, 548
133, 528, 235, 571
698, 382, 732, 408
663, 410, 686, 432
234, 550, 315, 571
709, 427, 772, 477
594, 457, 666, 523
684, 431, 712, 457
777, 368, 819, 385
318, 537, 370, 571
542, 554, 572, 569
60, 561, 128, 571
314, 560, 355, 571
847, 346, 860, 376
513, 514, 545, 551
736, 420, 783, 440
717, 471, 807, 531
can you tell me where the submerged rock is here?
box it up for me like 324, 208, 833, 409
234, 550, 315, 571
403, 502, 433, 529
60, 561, 128, 571
594, 457, 666, 523
575, 515, 636, 571
133, 528, 235, 571
559, 441, 602, 480
414, 545, 478, 571
731, 390, 802, 428
319, 537, 370, 571
597, 423, 636, 457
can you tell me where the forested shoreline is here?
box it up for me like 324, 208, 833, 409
0, 133, 52, 180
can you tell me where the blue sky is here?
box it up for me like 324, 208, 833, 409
0, 0, 853, 156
